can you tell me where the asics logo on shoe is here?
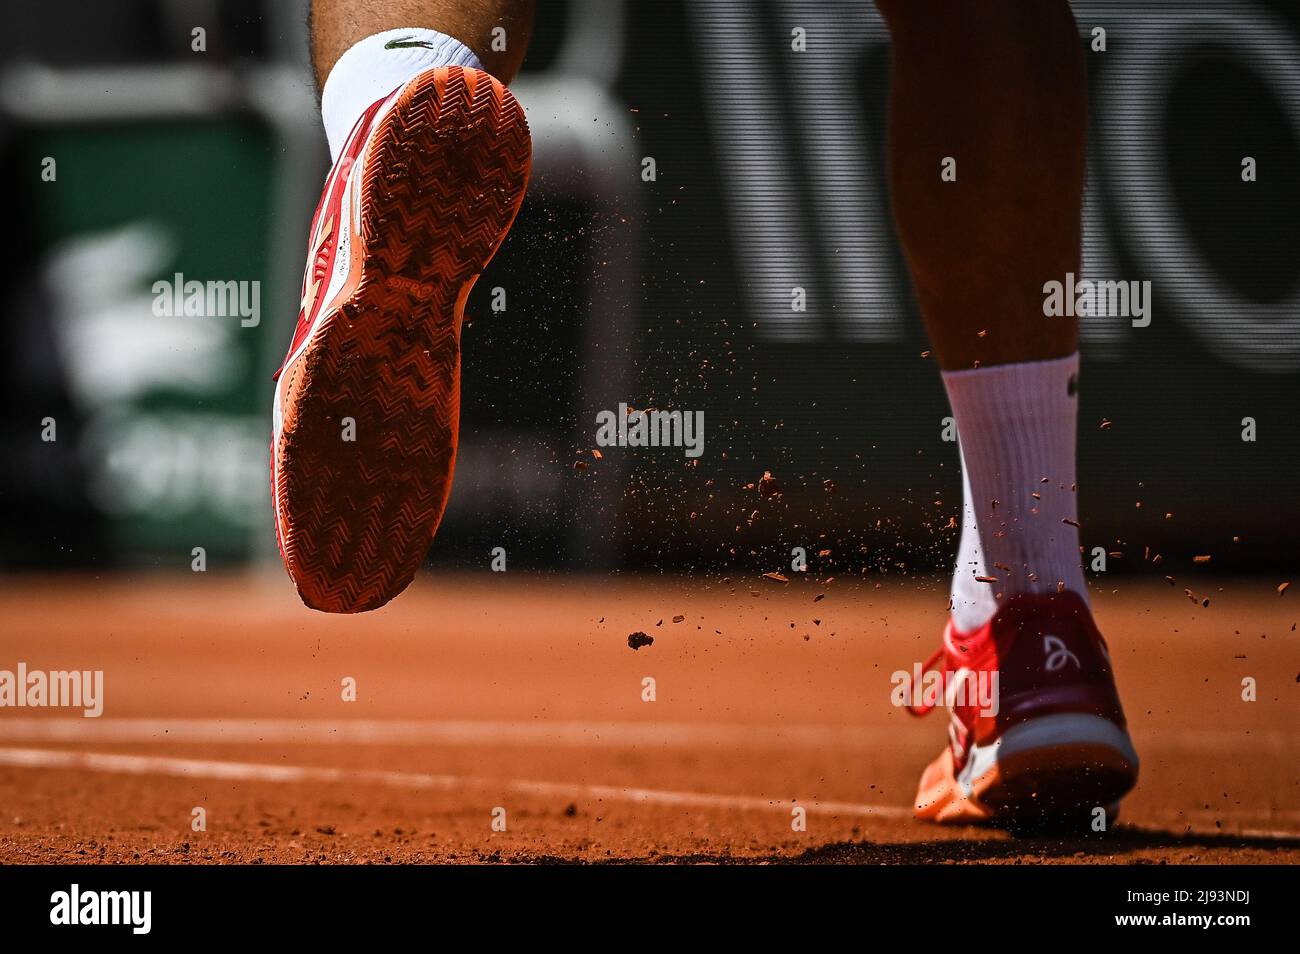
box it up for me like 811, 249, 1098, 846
1042, 634, 1081, 672
299, 213, 336, 321
384, 36, 437, 50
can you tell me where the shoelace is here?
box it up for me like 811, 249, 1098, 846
904, 645, 946, 718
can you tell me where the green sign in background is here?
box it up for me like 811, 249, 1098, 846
28, 120, 281, 560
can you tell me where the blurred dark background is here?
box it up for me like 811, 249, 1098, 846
2, 0, 1297, 581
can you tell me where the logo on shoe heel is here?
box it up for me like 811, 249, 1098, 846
1043, 634, 1081, 672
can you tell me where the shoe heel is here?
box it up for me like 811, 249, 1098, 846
966, 713, 1139, 822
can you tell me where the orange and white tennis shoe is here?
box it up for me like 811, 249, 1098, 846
272, 66, 531, 613
908, 591, 1139, 825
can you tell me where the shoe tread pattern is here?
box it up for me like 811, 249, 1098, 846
278, 67, 531, 612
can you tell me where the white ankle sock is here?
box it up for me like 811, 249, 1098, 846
951, 443, 999, 631
943, 353, 1087, 631
320, 27, 484, 162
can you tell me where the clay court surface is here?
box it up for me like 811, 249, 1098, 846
0, 573, 1295, 864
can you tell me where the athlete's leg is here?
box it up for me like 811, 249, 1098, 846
875, 0, 1083, 370
876, 0, 1136, 824
877, 0, 1086, 622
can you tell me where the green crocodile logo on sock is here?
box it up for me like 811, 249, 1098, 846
384, 36, 436, 50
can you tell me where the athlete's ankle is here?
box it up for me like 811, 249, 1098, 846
943, 353, 1087, 631
320, 28, 483, 162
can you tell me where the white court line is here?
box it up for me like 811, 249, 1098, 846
0, 717, 878, 748
0, 717, 1289, 752
1, 745, 1297, 841
0, 746, 910, 820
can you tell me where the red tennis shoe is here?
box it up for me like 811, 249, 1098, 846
908, 591, 1139, 825
272, 66, 531, 613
